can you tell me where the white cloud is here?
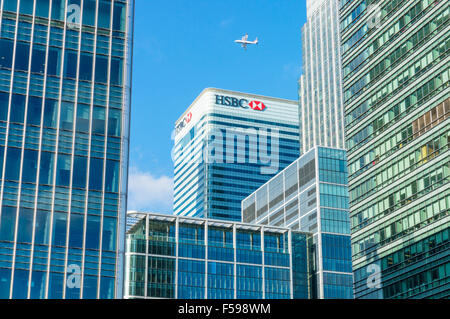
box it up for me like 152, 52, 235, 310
127, 167, 173, 214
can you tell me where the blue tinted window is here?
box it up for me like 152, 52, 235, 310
60, 102, 74, 130
89, 157, 103, 190
99, 276, 114, 299
76, 103, 90, 133
69, 213, 84, 248
34, 209, 51, 245
51, 0, 65, 21
14, 41, 30, 71
12, 269, 29, 299
51, 212, 67, 246
97, 0, 111, 29
3, 0, 17, 12
110, 57, 123, 86
83, 275, 98, 299
47, 47, 61, 76
56, 153, 71, 186
0, 39, 14, 69
102, 217, 116, 251
27, 96, 42, 126
0, 206, 17, 241
79, 52, 93, 81
19, 0, 34, 15
43, 99, 58, 128
0, 268, 11, 298
0, 92, 9, 121
108, 109, 121, 136
92, 106, 105, 134
95, 55, 108, 83
82, 0, 96, 26
17, 208, 34, 243
30, 271, 47, 299
31, 44, 46, 74
22, 149, 38, 183
5, 147, 22, 181
113, 2, 126, 31
64, 50, 78, 79
105, 160, 119, 193
85, 215, 100, 250
72, 156, 87, 188
48, 272, 64, 298
10, 94, 26, 124
35, 0, 50, 18
39, 151, 55, 185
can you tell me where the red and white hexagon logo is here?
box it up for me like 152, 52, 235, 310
185, 112, 192, 123
248, 100, 266, 111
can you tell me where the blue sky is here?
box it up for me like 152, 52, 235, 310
128, 0, 307, 213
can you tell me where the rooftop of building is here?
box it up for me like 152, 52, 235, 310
176, 87, 298, 125
126, 210, 309, 235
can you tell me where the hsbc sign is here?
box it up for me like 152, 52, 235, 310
215, 95, 266, 111
175, 111, 192, 135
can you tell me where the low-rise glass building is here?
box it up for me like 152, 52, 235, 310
242, 146, 354, 299
124, 212, 311, 299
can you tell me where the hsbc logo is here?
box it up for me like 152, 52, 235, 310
215, 95, 266, 111
175, 111, 193, 135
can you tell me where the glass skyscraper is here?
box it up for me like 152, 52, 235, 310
125, 211, 310, 299
299, 0, 345, 154
0, 0, 134, 299
340, 0, 449, 298
242, 146, 354, 299
173, 88, 300, 222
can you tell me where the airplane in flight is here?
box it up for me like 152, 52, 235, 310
234, 33, 258, 50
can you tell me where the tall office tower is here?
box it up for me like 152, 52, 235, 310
0, 0, 134, 299
243, 146, 354, 299
173, 88, 299, 222
125, 211, 310, 299
299, 0, 345, 154
340, 0, 449, 298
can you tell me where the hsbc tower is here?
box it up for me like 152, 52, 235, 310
173, 88, 299, 221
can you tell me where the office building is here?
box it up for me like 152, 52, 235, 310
299, 0, 345, 154
125, 211, 310, 299
0, 0, 134, 299
173, 88, 300, 222
340, 0, 449, 298
242, 146, 353, 299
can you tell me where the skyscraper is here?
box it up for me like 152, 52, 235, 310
242, 146, 354, 299
340, 0, 449, 298
0, 0, 134, 299
173, 88, 300, 222
299, 0, 345, 154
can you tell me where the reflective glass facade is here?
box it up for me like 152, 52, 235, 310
0, 0, 133, 299
242, 146, 354, 299
340, 0, 449, 298
173, 88, 300, 222
125, 212, 310, 299
299, 0, 345, 154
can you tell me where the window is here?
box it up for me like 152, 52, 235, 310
10, 94, 26, 124
5, 147, 22, 181
14, 42, 30, 72
39, 151, 55, 185
72, 156, 87, 188
27, 96, 42, 126
0, 39, 14, 69
22, 149, 38, 183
